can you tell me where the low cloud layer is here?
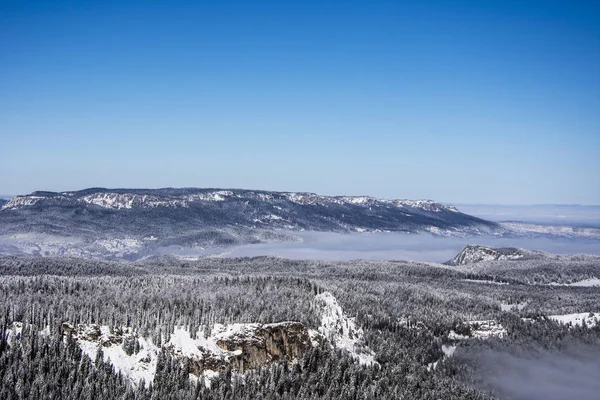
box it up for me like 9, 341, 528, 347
457, 204, 600, 226
224, 205, 600, 262
464, 342, 600, 400
223, 232, 600, 263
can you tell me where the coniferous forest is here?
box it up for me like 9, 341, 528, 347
1, 255, 599, 399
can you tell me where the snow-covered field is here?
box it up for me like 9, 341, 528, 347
548, 312, 599, 328
549, 278, 600, 287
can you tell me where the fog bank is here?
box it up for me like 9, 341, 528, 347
223, 232, 600, 263
462, 342, 600, 400
457, 204, 600, 226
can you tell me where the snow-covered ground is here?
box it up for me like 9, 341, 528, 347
74, 325, 159, 386
548, 312, 599, 328
549, 278, 600, 287
463, 279, 509, 285
501, 302, 527, 312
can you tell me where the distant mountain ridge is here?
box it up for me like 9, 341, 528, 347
0, 188, 507, 259
3, 187, 462, 213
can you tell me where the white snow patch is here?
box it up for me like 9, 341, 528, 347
314, 292, 376, 365
569, 278, 600, 287
548, 312, 599, 328
442, 344, 457, 357
549, 278, 600, 287
501, 302, 527, 312
69, 325, 159, 386
1, 196, 46, 210
463, 279, 509, 285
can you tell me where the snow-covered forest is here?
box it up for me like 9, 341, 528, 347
1, 254, 599, 399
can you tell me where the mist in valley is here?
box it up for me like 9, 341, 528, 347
460, 341, 600, 400
220, 231, 600, 263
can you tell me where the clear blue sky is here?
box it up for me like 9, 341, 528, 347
1, 0, 599, 204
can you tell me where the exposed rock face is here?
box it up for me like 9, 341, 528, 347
54, 292, 374, 386
10, 293, 375, 388
213, 322, 318, 373
60, 321, 325, 383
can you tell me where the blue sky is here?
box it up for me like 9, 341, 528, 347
1, 0, 599, 204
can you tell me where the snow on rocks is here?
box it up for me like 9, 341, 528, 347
314, 292, 376, 365
185, 191, 233, 202
82, 193, 188, 209
61, 323, 159, 386
1, 196, 46, 210
447, 245, 525, 266
58, 318, 338, 388
6, 294, 378, 388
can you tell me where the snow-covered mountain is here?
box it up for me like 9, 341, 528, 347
2, 188, 464, 215
0, 188, 506, 259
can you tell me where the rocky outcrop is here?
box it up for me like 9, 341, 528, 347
210, 322, 319, 373
61, 322, 130, 346
55, 293, 373, 386
61, 320, 325, 383
446, 245, 529, 265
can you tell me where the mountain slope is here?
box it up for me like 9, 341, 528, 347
0, 188, 506, 259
